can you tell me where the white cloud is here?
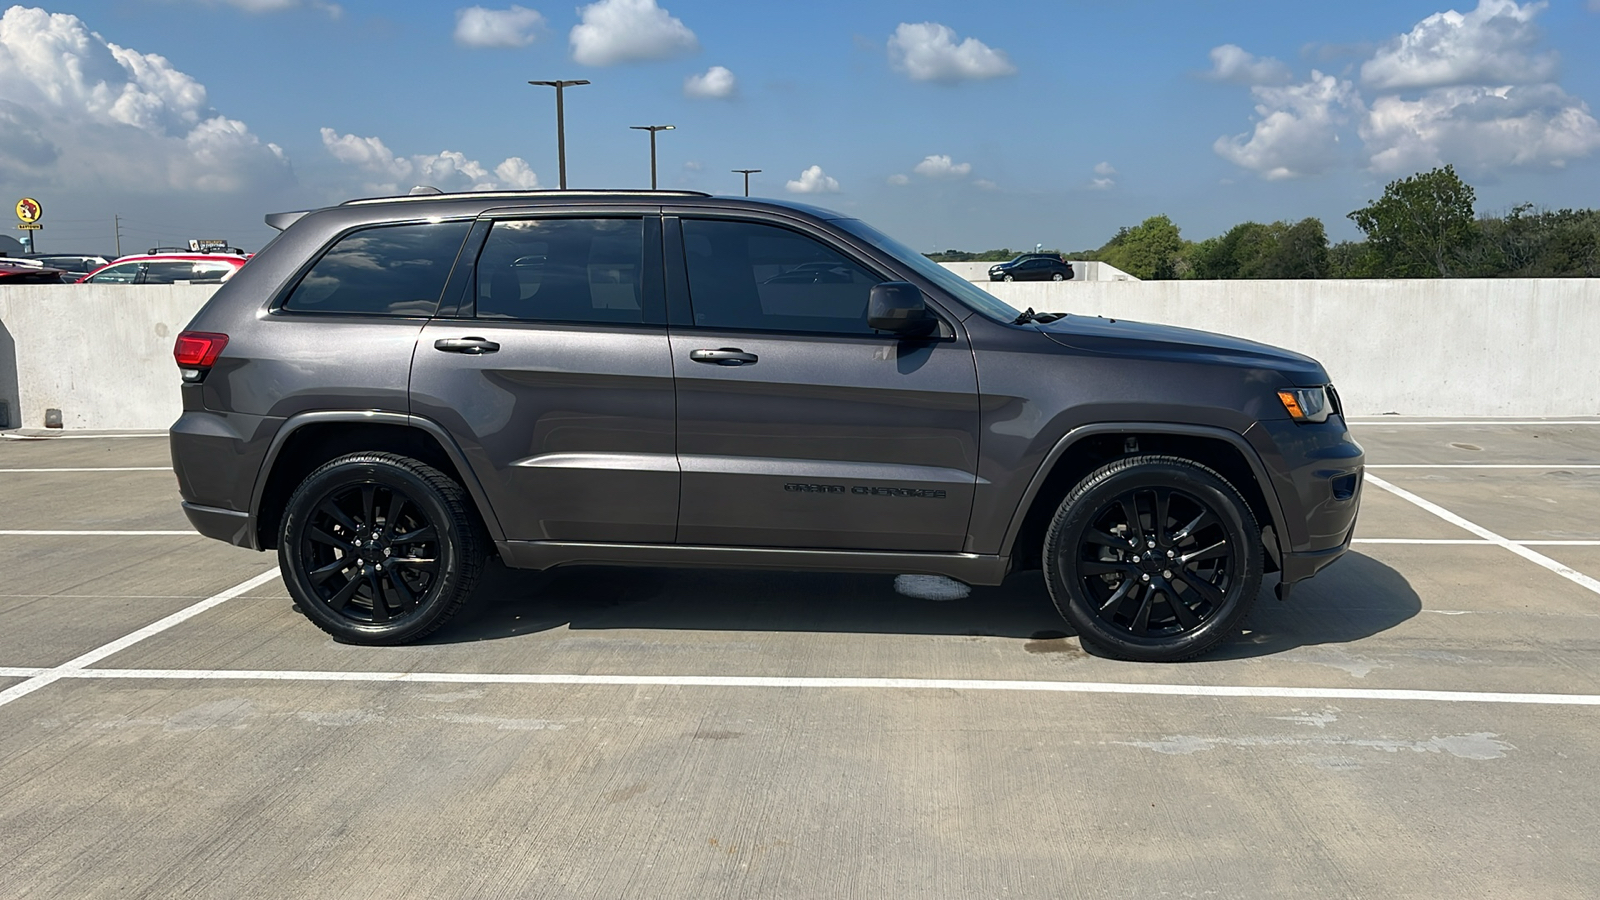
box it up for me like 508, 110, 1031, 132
1361, 0, 1557, 91
1362, 83, 1600, 173
1213, 71, 1362, 179
887, 22, 1016, 84
1206, 44, 1292, 85
1090, 162, 1116, 189
785, 165, 839, 194
974, 178, 997, 190
320, 128, 540, 192
684, 65, 736, 99
0, 6, 290, 192
887, 173, 910, 185
912, 154, 971, 179
570, 0, 698, 66
1093, 162, 1117, 176
454, 6, 544, 48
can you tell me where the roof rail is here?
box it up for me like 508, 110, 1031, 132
339, 188, 713, 207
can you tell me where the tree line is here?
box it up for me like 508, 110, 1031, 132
927, 166, 1600, 279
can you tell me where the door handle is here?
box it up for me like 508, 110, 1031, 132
433, 337, 500, 355
690, 348, 758, 366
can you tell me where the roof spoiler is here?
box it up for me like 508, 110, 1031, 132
265, 210, 313, 232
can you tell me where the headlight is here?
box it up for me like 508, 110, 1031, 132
1277, 386, 1331, 423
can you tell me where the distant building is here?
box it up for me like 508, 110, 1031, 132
0, 234, 23, 257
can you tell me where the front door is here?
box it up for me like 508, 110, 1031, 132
667, 216, 980, 552
410, 213, 679, 543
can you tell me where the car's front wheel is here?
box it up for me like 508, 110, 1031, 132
1003, 274, 1014, 281
1042, 455, 1262, 662
280, 452, 486, 645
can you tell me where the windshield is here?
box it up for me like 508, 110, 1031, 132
833, 218, 1027, 321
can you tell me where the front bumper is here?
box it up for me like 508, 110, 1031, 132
1249, 416, 1364, 587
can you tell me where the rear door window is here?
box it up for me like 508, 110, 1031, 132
473, 218, 647, 324
282, 220, 472, 316
85, 262, 142, 284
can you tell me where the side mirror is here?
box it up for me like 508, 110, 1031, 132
867, 282, 937, 336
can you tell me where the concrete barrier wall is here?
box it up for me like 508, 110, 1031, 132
984, 279, 1600, 418
0, 284, 216, 430
0, 279, 1596, 430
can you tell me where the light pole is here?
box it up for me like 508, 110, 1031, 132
528, 79, 590, 189
732, 169, 761, 197
629, 125, 675, 190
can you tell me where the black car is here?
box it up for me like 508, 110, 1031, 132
170, 189, 1362, 661
21, 253, 112, 275
989, 256, 1074, 281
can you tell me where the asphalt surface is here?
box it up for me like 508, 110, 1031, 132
2, 420, 1598, 899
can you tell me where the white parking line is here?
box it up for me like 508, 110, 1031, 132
1364, 474, 1600, 596
1346, 420, 1600, 426
1367, 464, 1600, 469
0, 432, 166, 440
1354, 539, 1600, 546
0, 568, 280, 709
0, 530, 196, 536
0, 467, 171, 473
0, 667, 47, 678
7, 668, 1592, 707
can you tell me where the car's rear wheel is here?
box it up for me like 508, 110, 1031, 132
1052, 273, 1065, 281
280, 452, 485, 645
1042, 455, 1261, 662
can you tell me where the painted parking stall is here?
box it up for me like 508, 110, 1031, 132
1, 423, 1599, 897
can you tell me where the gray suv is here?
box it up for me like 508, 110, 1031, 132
170, 190, 1363, 661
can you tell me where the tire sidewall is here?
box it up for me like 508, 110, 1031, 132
1044, 460, 1262, 661
280, 456, 467, 644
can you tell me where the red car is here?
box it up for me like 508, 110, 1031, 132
0, 259, 69, 284
78, 252, 248, 285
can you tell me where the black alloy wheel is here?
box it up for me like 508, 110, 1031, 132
280, 452, 485, 645
1043, 455, 1261, 662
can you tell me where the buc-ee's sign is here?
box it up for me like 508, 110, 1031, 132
15, 197, 43, 230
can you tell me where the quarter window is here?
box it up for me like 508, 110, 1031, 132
474, 218, 645, 324
282, 220, 471, 316
680, 219, 883, 335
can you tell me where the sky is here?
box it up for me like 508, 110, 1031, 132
4, 0, 1600, 254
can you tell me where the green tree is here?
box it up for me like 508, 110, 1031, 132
1347, 165, 1478, 277
1187, 218, 1328, 279
1098, 215, 1185, 280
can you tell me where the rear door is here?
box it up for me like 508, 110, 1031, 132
409, 210, 679, 544
666, 214, 980, 552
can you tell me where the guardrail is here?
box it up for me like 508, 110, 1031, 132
1, 279, 1596, 430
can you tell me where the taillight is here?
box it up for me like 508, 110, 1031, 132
174, 331, 228, 382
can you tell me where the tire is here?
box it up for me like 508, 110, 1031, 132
1003, 274, 1014, 281
1052, 273, 1065, 281
279, 452, 486, 645
1041, 455, 1261, 662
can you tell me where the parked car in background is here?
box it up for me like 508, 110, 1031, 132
21, 254, 111, 275
989, 256, 1075, 281
0, 259, 68, 284
78, 252, 248, 285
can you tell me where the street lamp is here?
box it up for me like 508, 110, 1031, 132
732, 169, 761, 197
629, 125, 675, 190
528, 79, 591, 189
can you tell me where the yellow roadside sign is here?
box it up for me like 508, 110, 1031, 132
16, 197, 42, 224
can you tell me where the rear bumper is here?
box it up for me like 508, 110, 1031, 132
181, 501, 259, 550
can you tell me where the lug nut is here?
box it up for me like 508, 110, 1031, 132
1147, 540, 1156, 549
1141, 574, 1151, 582
1166, 549, 1175, 558
1162, 569, 1172, 578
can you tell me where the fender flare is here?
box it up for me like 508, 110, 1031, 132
996, 421, 1290, 562
248, 409, 506, 547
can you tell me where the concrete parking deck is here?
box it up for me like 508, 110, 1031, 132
2, 420, 1598, 898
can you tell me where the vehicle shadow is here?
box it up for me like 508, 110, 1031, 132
426, 550, 1420, 661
